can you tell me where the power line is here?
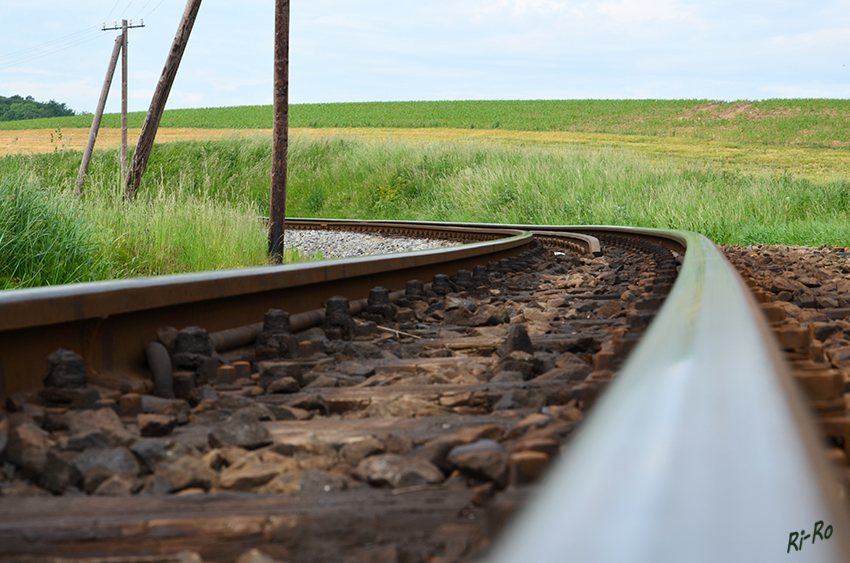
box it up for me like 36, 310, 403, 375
118, 0, 137, 20
104, 0, 122, 23
131, 0, 155, 21
142, 0, 167, 20
0, 1, 155, 68
0, 26, 101, 63
0, 32, 108, 71
0, 32, 106, 69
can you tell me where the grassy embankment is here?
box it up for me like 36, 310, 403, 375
0, 153, 273, 289
1, 99, 850, 289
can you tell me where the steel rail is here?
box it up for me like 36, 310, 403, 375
285, 218, 682, 256
0, 222, 530, 397
488, 228, 850, 562
1, 220, 848, 562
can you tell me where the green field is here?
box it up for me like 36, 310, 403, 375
3, 99, 850, 148
1, 99, 850, 289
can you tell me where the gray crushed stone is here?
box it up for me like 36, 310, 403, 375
284, 229, 462, 259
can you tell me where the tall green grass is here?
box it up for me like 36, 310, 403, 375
283, 136, 850, 246
0, 149, 274, 289
3, 134, 850, 290
0, 166, 102, 288
84, 184, 272, 279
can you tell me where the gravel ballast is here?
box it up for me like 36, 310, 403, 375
283, 229, 461, 259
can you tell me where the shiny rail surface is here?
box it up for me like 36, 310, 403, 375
0, 221, 848, 562
489, 228, 850, 562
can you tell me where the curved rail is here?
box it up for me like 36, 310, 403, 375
285, 218, 684, 256
0, 220, 848, 562
489, 228, 850, 562
0, 222, 530, 396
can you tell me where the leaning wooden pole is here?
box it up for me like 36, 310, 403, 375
74, 35, 122, 197
124, 0, 202, 201
269, 0, 290, 262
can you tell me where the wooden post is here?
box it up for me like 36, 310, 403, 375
124, 0, 203, 201
75, 35, 122, 197
121, 19, 128, 180
269, 0, 290, 262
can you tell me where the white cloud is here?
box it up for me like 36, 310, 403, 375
3, 0, 850, 109
4, 80, 98, 104
307, 14, 375, 30
129, 89, 155, 101
759, 83, 850, 98
212, 78, 269, 92
766, 27, 850, 53
475, 0, 570, 16
173, 92, 206, 105
596, 0, 698, 24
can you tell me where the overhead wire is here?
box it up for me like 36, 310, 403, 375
0, 32, 110, 71
142, 0, 166, 20
117, 0, 136, 20
0, 0, 156, 66
104, 0, 123, 23
131, 0, 155, 21
0, 26, 101, 63
0, 0, 165, 79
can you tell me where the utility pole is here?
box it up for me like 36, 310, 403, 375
122, 20, 128, 177
75, 35, 122, 197
125, 0, 202, 201
269, 0, 290, 262
102, 19, 145, 180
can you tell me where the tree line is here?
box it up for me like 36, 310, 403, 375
0, 94, 76, 122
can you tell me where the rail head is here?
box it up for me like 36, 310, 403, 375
489, 229, 850, 562
2, 219, 846, 562
0, 227, 530, 332
0, 225, 532, 397
291, 218, 686, 256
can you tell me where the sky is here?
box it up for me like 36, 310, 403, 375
1, 0, 849, 115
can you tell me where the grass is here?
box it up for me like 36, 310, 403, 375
8, 135, 848, 253
4, 99, 850, 149
0, 148, 299, 290
0, 166, 102, 288
289, 127, 850, 185
2, 97, 850, 289
281, 136, 850, 246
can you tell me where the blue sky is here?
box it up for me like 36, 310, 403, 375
1, 0, 849, 115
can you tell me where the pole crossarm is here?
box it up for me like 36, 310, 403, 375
102, 22, 145, 31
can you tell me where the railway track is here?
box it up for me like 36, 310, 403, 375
0, 220, 849, 562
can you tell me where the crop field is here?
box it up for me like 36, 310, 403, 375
3, 99, 850, 148
1, 98, 849, 288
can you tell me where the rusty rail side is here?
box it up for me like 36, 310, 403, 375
0, 226, 529, 398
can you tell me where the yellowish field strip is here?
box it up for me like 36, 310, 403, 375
2, 126, 848, 183
299, 127, 850, 183
0, 128, 273, 157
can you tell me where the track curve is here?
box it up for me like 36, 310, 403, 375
0, 220, 848, 562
